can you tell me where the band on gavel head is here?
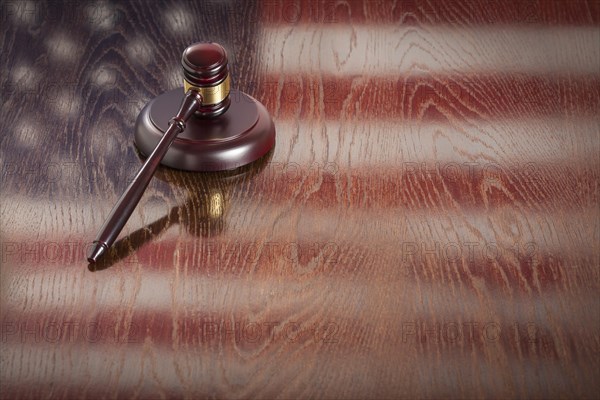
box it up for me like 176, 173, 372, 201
181, 42, 231, 118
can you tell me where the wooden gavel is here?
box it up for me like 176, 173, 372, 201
88, 43, 275, 263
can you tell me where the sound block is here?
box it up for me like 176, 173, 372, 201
134, 88, 275, 171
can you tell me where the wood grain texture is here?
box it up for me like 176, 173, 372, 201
1, 0, 599, 399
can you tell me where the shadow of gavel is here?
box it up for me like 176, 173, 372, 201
88, 149, 272, 271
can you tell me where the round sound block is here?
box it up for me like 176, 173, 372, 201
134, 88, 275, 171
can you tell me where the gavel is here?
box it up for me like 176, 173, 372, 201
88, 43, 275, 263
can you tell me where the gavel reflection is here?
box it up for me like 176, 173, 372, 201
88, 42, 275, 263
88, 153, 272, 271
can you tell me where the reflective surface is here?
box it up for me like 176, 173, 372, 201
1, 0, 599, 398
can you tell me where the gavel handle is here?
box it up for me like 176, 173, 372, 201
87, 90, 203, 263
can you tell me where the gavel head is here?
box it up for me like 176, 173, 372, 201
181, 42, 230, 118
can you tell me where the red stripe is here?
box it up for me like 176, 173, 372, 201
258, 0, 600, 26
243, 164, 599, 210
243, 75, 600, 120
2, 303, 595, 362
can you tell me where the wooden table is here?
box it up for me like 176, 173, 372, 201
1, 1, 598, 398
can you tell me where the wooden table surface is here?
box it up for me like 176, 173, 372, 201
1, 1, 599, 398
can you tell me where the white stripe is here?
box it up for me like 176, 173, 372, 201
1, 342, 589, 397
269, 117, 599, 166
258, 25, 600, 75
1, 196, 598, 255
